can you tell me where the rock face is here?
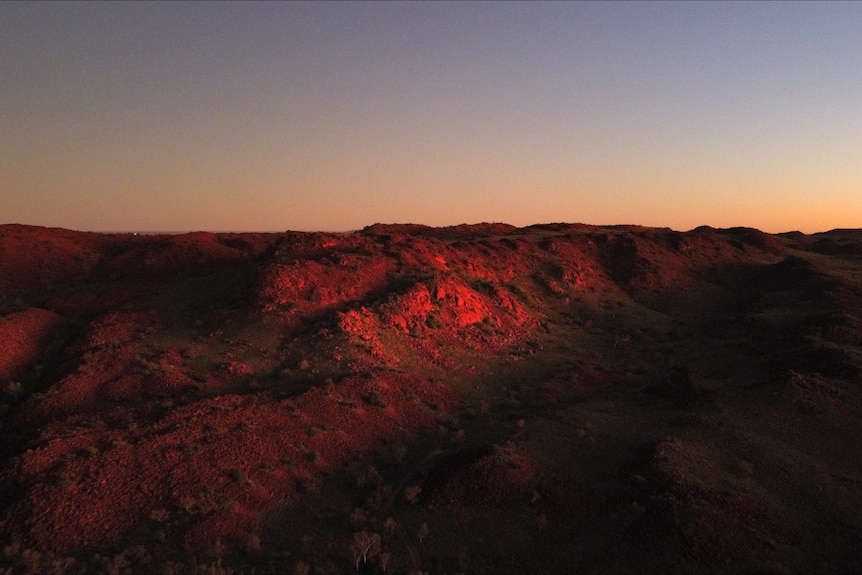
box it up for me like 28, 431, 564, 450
1, 222, 861, 574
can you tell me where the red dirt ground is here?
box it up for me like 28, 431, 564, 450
1, 222, 861, 574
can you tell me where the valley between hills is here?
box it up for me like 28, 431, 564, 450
1, 222, 861, 574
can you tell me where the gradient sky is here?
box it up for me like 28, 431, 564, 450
2, 1, 860, 233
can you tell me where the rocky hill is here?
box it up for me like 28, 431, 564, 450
1, 222, 861, 574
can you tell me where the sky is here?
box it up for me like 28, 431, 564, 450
1, 1, 860, 233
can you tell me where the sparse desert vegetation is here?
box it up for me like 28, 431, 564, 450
1, 222, 861, 573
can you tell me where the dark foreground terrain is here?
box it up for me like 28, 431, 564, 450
1, 222, 861, 574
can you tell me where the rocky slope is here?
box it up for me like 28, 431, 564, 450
1, 222, 860, 574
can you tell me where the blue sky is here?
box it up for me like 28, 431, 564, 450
2, 1, 860, 232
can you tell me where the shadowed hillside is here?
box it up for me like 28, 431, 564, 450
1, 223, 861, 574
